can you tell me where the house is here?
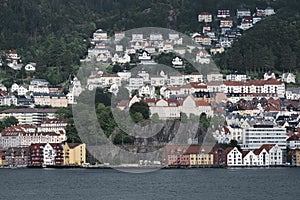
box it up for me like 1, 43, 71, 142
37, 119, 67, 134
162, 41, 174, 52
281, 73, 296, 84
150, 75, 166, 87
212, 147, 225, 167
4, 147, 30, 167
115, 44, 124, 52
181, 95, 213, 117
98, 74, 121, 87
30, 79, 49, 87
217, 9, 230, 18
226, 73, 247, 82
0, 93, 18, 106
0, 84, 7, 91
24, 63, 36, 71
236, 9, 251, 18
287, 149, 300, 166
264, 71, 276, 80
187, 145, 214, 167
0, 151, 5, 165
146, 99, 181, 120
138, 51, 151, 61
128, 75, 144, 90
287, 134, 300, 149
196, 50, 211, 64
169, 33, 180, 41
238, 22, 253, 30
286, 88, 300, 100
29, 143, 63, 167
172, 57, 184, 68
169, 75, 185, 86
92, 29, 108, 43
184, 72, 203, 83
224, 147, 243, 167
132, 33, 144, 42
50, 94, 68, 107
207, 73, 223, 82
220, 19, 233, 28
138, 85, 155, 98
63, 143, 86, 166
198, 12, 212, 23
33, 93, 51, 106
264, 7, 275, 16
163, 145, 190, 167
114, 31, 125, 42
150, 33, 163, 41
242, 150, 258, 166
203, 25, 211, 33
193, 34, 212, 46
210, 46, 225, 55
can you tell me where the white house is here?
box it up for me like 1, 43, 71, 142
236, 9, 251, 18
150, 75, 166, 87
169, 75, 185, 86
226, 147, 243, 166
226, 73, 247, 82
207, 73, 223, 82
281, 73, 296, 84
264, 72, 276, 80
243, 150, 259, 166
198, 12, 212, 23
43, 143, 56, 166
128, 75, 144, 90
217, 9, 230, 18
138, 85, 155, 98
24, 63, 36, 71
172, 57, 184, 68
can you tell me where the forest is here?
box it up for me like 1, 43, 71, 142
1, 0, 296, 87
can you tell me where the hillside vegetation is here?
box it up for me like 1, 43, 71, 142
0, 0, 297, 86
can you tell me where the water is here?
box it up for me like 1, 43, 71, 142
0, 168, 299, 200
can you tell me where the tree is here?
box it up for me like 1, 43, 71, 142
129, 102, 150, 120
3, 116, 18, 127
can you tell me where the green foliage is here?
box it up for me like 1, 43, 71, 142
216, 4, 300, 75
0, 116, 19, 131
129, 102, 150, 121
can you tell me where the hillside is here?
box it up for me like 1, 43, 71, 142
215, 0, 300, 77
0, 0, 295, 87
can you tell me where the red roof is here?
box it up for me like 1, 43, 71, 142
287, 134, 300, 141
254, 144, 276, 155
197, 100, 210, 107
199, 12, 211, 15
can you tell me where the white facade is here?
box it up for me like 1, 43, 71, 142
198, 13, 212, 23
43, 143, 56, 165
243, 125, 287, 150
207, 73, 223, 82
226, 74, 247, 82
227, 147, 243, 166
243, 151, 259, 166
169, 75, 185, 86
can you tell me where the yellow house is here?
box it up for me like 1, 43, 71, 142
0, 151, 5, 165
187, 146, 214, 167
63, 143, 86, 165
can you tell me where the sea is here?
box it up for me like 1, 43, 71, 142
0, 168, 299, 200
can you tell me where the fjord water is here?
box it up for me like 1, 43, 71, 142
0, 168, 299, 200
